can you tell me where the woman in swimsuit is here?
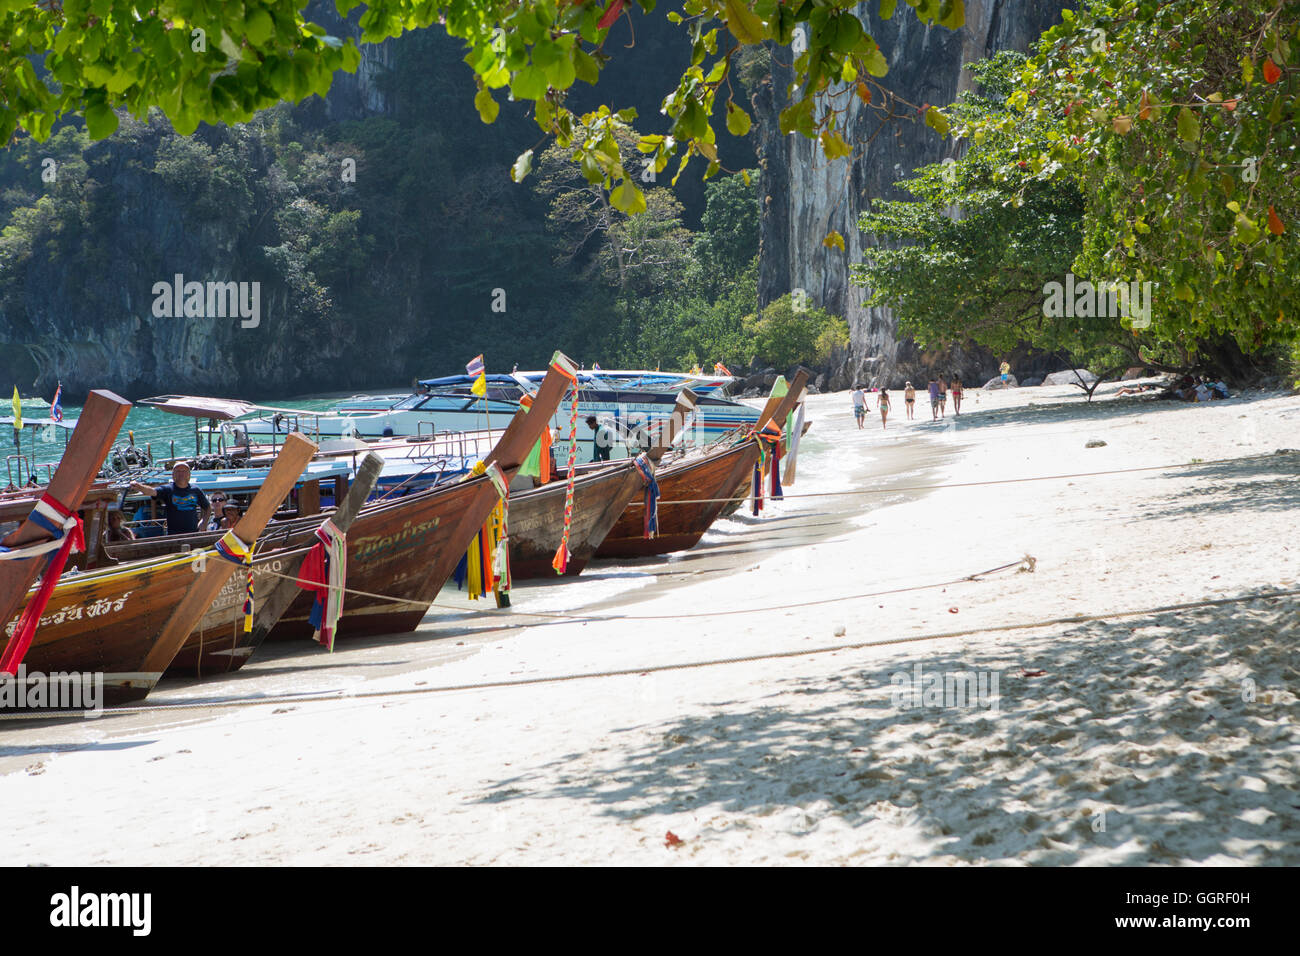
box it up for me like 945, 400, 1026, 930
903, 381, 916, 420
951, 377, 963, 415
878, 388, 891, 430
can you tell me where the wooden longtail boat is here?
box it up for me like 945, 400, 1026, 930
266, 351, 577, 640
0, 434, 317, 706
507, 388, 701, 578
0, 391, 131, 628
594, 371, 808, 558
506, 460, 643, 578
504, 387, 702, 580
166, 451, 385, 676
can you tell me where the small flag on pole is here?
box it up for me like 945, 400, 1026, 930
592, 362, 602, 371
10, 386, 21, 431
466, 354, 487, 397
50, 384, 63, 423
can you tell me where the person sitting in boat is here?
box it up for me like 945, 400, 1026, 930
104, 509, 135, 543
587, 416, 616, 462
213, 500, 241, 530
206, 495, 227, 531
129, 463, 211, 536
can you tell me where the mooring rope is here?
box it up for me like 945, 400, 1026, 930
2, 582, 1294, 721
637, 450, 1300, 507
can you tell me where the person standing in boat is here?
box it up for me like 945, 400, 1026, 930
587, 416, 616, 462
130, 463, 211, 536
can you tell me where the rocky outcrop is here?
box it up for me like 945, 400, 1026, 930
754, 1, 1069, 390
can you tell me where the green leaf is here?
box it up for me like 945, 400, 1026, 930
510, 64, 548, 100
879, 0, 897, 18
475, 87, 499, 123
924, 106, 950, 136
820, 130, 853, 160
938, 0, 965, 30
84, 102, 118, 139
511, 148, 534, 183
726, 101, 752, 136
863, 43, 888, 77
724, 0, 767, 45
1176, 106, 1199, 142
610, 180, 647, 214
245, 10, 275, 46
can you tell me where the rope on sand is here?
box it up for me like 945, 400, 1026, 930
641, 450, 1300, 507
247, 556, 1033, 621
4, 582, 1295, 720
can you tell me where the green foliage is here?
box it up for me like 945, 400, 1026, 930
741, 293, 848, 369
854, 52, 1126, 372
1, 1, 967, 215
693, 167, 760, 295
961, 0, 1300, 371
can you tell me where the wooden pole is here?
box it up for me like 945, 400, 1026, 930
140, 432, 317, 673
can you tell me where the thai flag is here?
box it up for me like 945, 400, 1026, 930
465, 354, 485, 377
50, 384, 63, 423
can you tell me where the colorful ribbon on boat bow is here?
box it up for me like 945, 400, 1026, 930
464, 461, 511, 600
751, 420, 783, 516
213, 529, 255, 633
551, 364, 581, 575
0, 494, 84, 675
299, 518, 347, 651
633, 453, 659, 539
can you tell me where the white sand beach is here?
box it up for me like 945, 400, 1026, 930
1, 380, 1297, 865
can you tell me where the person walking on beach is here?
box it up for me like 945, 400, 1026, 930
877, 388, 891, 430
129, 463, 210, 536
951, 376, 964, 415
851, 386, 867, 429
904, 381, 916, 420
928, 379, 940, 421
1000, 360, 1011, 384
938, 377, 948, 418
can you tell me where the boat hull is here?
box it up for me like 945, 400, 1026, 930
595, 441, 758, 558
507, 461, 643, 578
4, 553, 242, 706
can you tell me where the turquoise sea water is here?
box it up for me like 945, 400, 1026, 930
6, 391, 378, 482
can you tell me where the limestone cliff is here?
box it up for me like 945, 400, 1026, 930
754, 1, 1068, 389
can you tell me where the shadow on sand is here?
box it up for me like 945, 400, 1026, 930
470, 589, 1298, 864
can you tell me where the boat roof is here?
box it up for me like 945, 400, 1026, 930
416, 374, 524, 389
139, 394, 322, 420
0, 416, 77, 429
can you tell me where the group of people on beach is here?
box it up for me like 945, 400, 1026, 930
852, 376, 963, 431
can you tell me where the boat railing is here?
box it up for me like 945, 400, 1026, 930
372, 455, 454, 503
3, 454, 37, 490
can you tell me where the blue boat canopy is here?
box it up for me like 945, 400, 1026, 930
417, 374, 523, 389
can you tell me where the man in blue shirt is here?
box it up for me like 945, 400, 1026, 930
130, 463, 211, 535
